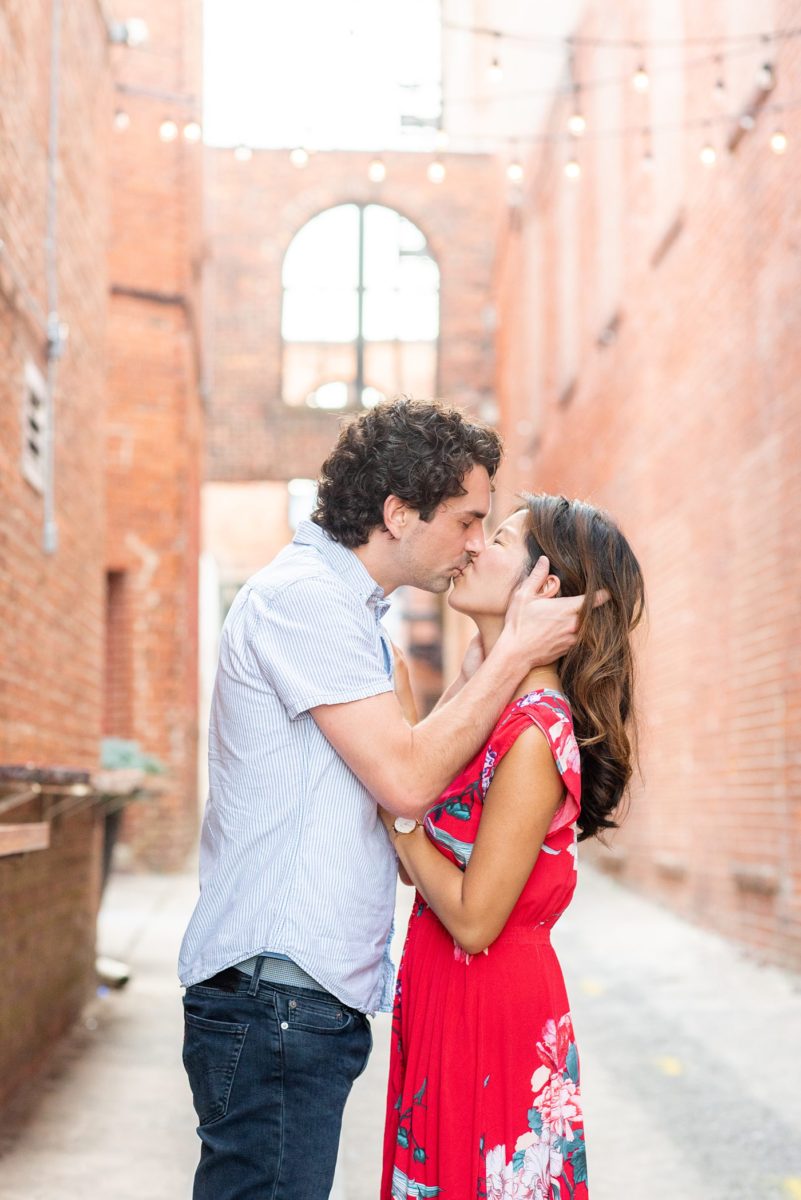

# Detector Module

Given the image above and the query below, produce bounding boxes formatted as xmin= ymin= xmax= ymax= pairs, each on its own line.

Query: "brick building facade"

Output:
xmin=0 ymin=0 xmax=111 ymax=1107
xmin=105 ymin=0 xmax=204 ymax=869
xmin=0 ymin=0 xmax=203 ymax=1104
xmin=491 ymin=0 xmax=801 ymax=968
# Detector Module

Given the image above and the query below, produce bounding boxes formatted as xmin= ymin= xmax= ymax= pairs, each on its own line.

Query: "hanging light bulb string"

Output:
xmin=567 ymin=49 xmax=586 ymax=136
xmin=441 ymin=19 xmax=801 ymax=52
xmin=436 ymin=93 xmax=800 ymax=151
xmin=441 ymin=31 xmax=791 ymax=110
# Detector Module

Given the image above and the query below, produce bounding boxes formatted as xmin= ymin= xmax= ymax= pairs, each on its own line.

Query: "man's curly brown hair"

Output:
xmin=311 ymin=397 xmax=503 ymax=548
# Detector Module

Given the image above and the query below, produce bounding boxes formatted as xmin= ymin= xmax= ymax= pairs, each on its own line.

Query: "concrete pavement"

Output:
xmin=0 ymin=864 xmax=799 ymax=1199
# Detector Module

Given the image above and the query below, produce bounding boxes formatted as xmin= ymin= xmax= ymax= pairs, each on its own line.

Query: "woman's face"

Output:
xmin=448 ymin=508 xmax=533 ymax=617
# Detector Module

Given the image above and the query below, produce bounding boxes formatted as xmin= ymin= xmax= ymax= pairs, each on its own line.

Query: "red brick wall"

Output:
xmin=204 ymin=148 xmax=504 ymax=482
xmin=105 ymin=0 xmax=204 ymax=869
xmin=493 ymin=0 xmax=801 ymax=968
xmin=0 ymin=0 xmax=111 ymax=1104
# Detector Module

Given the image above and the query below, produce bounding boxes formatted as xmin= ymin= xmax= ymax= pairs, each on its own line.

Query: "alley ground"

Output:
xmin=1 ymin=864 xmax=800 ymax=1200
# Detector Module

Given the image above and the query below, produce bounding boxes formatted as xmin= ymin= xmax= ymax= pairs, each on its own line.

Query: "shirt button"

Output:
xmin=280 ymin=1021 xmax=289 ymax=1030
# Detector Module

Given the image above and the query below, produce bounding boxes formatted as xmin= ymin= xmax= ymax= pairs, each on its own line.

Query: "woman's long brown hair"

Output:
xmin=521 ymin=494 xmax=645 ymax=842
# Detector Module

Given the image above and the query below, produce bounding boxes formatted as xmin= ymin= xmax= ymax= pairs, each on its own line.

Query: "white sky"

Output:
xmin=203 ymin=1 xmax=586 ymax=152
xmin=203 ymin=0 xmax=442 ymax=150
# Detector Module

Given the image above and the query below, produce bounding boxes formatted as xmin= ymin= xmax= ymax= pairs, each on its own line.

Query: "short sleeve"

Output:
xmin=518 ymin=697 xmax=581 ymax=836
xmin=245 ymin=579 xmax=393 ymax=718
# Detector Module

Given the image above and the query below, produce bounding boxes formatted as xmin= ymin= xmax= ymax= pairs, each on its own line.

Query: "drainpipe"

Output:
xmin=43 ymin=0 xmax=66 ymax=554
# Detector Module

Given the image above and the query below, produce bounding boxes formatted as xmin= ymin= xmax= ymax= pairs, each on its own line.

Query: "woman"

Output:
xmin=380 ymin=493 xmax=644 ymax=1200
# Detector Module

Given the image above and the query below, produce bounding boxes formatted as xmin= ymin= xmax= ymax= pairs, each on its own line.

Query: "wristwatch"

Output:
xmin=393 ymin=816 xmax=418 ymax=835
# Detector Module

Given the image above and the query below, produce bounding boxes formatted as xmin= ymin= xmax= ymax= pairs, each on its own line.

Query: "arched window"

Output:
xmin=281 ymin=204 xmax=439 ymax=409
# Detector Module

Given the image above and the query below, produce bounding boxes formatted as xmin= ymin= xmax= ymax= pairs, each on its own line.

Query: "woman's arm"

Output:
xmin=390 ymin=643 xmax=418 ymax=886
xmin=382 ymin=725 xmax=564 ymax=954
xmin=391 ymin=642 xmax=419 ymax=725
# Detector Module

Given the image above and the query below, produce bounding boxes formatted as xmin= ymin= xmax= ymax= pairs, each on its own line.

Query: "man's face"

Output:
xmin=396 ymin=466 xmax=491 ymax=593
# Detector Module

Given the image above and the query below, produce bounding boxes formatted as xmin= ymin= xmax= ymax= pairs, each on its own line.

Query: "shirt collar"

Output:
xmin=293 ymin=520 xmax=391 ymax=619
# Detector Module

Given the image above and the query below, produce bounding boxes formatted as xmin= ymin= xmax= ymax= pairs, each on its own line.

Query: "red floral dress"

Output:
xmin=381 ymin=689 xmax=588 ymax=1200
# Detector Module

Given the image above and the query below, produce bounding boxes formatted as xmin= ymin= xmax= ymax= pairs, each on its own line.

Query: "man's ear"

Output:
xmin=383 ymin=494 xmax=409 ymax=540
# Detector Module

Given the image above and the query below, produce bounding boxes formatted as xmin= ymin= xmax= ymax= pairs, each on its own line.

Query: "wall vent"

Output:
xmin=22 ymin=361 xmax=48 ymax=494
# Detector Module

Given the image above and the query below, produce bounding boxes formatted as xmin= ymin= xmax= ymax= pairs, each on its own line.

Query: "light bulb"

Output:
xmin=427 ymin=159 xmax=446 ymax=184
xmin=488 ymin=56 xmax=503 ymax=83
xmin=506 ymin=161 xmax=524 ymax=183
xmin=234 ymin=144 xmax=252 ymax=162
xmin=567 ymin=112 xmax=586 ymax=137
xmin=699 ymin=143 xmax=717 ymax=167
xmin=159 ymin=119 xmax=178 ymax=142
xmin=631 ymin=65 xmax=650 ymax=93
xmin=367 ymin=158 xmax=387 ymax=182
xmin=564 ymin=157 xmax=581 ymax=180
xmin=123 ymin=17 xmax=149 ymax=47
xmin=183 ymin=121 xmax=202 ymax=143
xmin=289 ymin=147 xmax=309 ymax=168
xmin=756 ymin=61 xmax=775 ymax=91
xmin=770 ymin=129 xmax=788 ymax=155
xmin=113 ymin=109 xmax=130 ymax=132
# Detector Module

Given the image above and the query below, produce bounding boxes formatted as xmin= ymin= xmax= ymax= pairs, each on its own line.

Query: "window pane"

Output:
xmin=399 ymin=217 xmax=427 ymax=253
xmin=282 ymin=288 xmax=359 ymax=342
xmin=362 ymin=289 xmax=399 ymax=340
xmin=282 ymin=205 xmax=360 ymax=289
xmin=361 ymin=386 xmax=386 ymax=408
xmin=364 ymin=341 xmax=437 ymax=399
xmin=399 ymin=254 xmax=439 ymax=293
xmin=363 ymin=288 xmax=438 ymax=341
xmin=283 ymin=343 xmax=357 ymax=406
xmin=398 ymin=291 xmax=439 ymax=341
xmin=363 ymin=205 xmax=403 ymax=288
xmin=308 ymin=381 xmax=350 ymax=409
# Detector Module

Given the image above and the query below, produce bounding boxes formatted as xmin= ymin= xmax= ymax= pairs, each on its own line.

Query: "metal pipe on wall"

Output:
xmin=43 ymin=0 xmax=65 ymax=555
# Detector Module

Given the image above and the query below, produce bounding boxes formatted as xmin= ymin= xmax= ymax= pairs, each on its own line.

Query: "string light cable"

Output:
xmin=440 ymin=34 xmax=789 ymax=110
xmin=441 ymin=19 xmax=801 ymax=52
xmin=434 ymin=94 xmax=799 ymax=154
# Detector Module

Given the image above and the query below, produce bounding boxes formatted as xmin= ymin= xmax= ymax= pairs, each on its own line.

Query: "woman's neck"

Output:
xmin=473 ymin=616 xmax=563 ymax=701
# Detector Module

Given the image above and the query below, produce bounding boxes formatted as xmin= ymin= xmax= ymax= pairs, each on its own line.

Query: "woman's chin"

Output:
xmin=447 ymin=589 xmax=474 ymax=617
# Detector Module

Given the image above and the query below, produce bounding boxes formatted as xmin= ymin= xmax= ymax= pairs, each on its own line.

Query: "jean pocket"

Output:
xmin=182 ymin=1010 xmax=249 ymax=1126
xmin=286 ymin=993 xmax=354 ymax=1034
xmin=353 ymin=1014 xmax=373 ymax=1079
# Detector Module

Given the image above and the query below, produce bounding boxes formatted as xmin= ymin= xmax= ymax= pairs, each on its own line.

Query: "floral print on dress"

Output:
xmin=485 ymin=1014 xmax=587 ymax=1200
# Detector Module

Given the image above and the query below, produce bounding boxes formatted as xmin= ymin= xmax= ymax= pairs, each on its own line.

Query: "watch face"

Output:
xmin=393 ymin=816 xmax=418 ymax=835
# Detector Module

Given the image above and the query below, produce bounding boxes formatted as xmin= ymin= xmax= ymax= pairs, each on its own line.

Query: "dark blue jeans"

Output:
xmin=182 ymin=968 xmax=373 ymax=1199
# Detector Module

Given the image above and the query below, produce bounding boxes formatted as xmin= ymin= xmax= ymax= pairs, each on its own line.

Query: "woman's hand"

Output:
xmin=377 ymin=803 xmax=415 ymax=886
xmin=377 ymin=803 xmax=396 ymax=835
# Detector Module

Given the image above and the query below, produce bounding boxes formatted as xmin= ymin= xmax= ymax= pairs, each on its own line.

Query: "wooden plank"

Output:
xmin=0 ymin=823 xmax=50 ymax=857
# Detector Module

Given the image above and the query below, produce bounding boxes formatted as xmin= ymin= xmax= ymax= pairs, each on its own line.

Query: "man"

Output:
xmin=179 ymin=398 xmax=585 ymax=1199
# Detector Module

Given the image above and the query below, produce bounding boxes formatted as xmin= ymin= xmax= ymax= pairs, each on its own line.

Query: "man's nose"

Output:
xmin=465 ymin=526 xmax=485 ymax=556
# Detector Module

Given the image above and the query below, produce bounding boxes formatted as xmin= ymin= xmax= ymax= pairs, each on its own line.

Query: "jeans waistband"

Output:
xmin=235 ymin=954 xmax=323 ymax=992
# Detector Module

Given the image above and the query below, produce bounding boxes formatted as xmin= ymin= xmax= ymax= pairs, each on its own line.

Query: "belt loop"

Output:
xmin=247 ymin=956 xmax=265 ymax=996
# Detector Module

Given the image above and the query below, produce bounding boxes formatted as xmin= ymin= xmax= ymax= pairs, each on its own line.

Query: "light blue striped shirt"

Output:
xmin=178 ymin=521 xmax=398 ymax=1013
